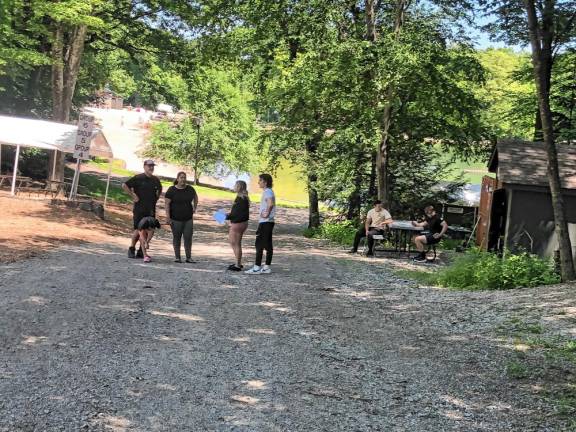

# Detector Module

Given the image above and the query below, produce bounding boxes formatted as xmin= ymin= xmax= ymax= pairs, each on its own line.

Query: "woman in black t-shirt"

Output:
xmin=225 ymin=180 xmax=250 ymax=271
xmin=165 ymin=172 xmax=198 ymax=263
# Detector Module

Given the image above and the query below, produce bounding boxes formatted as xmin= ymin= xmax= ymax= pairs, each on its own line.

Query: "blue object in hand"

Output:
xmin=213 ymin=209 xmax=227 ymax=224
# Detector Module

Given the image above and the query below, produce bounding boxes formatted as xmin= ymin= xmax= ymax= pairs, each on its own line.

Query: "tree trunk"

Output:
xmin=347 ymin=147 xmax=365 ymax=220
xmin=533 ymin=109 xmax=543 ymax=141
xmin=306 ymin=136 xmax=321 ymax=228
xmin=62 ymin=24 xmax=88 ymax=123
xmin=368 ymin=150 xmax=377 ymax=198
xmin=308 ymin=173 xmax=321 ymax=228
xmin=524 ymin=0 xmax=575 ymax=280
xmin=369 ymin=0 xmax=407 ymax=206
xmin=376 ymin=144 xmax=389 ymax=204
xmin=49 ymin=23 xmax=88 ymax=181
xmin=50 ymin=25 xmax=65 ymax=181
xmin=52 ymin=24 xmax=64 ymax=121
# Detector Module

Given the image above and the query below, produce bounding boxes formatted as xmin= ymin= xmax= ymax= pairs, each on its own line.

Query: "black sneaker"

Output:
xmin=227 ymin=264 xmax=242 ymax=271
xmin=412 ymin=254 xmax=426 ymax=262
xmin=366 ymin=251 xmax=374 ymax=257
xmin=128 ymin=246 xmax=136 ymax=258
xmin=136 ymin=247 xmax=144 ymax=258
xmin=174 ymin=258 xmax=182 ymax=263
xmin=185 ymin=258 xmax=196 ymax=263
xmin=347 ymin=249 xmax=357 ymax=254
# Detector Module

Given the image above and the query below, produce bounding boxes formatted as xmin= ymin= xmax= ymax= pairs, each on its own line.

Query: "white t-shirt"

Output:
xmin=366 ymin=208 xmax=392 ymax=228
xmin=259 ymin=188 xmax=276 ymax=223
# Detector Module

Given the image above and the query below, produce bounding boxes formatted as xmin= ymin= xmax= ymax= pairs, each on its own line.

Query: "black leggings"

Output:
xmin=255 ymin=222 xmax=275 ymax=266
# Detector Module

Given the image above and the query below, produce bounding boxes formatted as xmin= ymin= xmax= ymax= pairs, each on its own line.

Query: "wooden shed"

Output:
xmin=477 ymin=139 xmax=576 ymax=258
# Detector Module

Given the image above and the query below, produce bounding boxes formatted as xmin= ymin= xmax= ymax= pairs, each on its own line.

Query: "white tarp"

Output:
xmin=0 ymin=115 xmax=113 ymax=158
xmin=156 ymin=103 xmax=173 ymax=113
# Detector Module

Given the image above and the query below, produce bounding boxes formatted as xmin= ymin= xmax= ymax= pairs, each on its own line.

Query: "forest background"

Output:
xmin=1 ymin=0 xmax=575 ymax=227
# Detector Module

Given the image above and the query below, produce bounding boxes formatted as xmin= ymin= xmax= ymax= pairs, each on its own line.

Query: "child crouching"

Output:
xmin=137 ymin=216 xmax=161 ymax=263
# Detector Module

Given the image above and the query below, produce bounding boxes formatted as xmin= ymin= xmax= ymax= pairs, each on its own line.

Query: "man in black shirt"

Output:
xmin=411 ymin=205 xmax=448 ymax=262
xmin=122 ymin=160 xmax=163 ymax=258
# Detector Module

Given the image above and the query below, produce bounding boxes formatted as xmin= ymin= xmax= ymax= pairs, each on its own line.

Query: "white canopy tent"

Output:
xmin=0 ymin=115 xmax=114 ymax=205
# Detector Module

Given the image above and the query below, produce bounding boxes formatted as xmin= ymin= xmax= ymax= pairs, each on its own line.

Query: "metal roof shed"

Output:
xmin=0 ymin=115 xmax=114 ymax=204
xmin=481 ymin=139 xmax=576 ymax=258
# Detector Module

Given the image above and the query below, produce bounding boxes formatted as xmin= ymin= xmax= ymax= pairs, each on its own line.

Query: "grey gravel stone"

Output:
xmin=0 ymin=204 xmax=574 ymax=431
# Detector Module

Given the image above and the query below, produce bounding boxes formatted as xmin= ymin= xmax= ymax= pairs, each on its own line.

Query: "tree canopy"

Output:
xmin=1 ymin=0 xmax=574 ymax=225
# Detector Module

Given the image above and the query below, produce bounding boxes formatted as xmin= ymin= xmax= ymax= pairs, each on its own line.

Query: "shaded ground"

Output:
xmin=0 ymin=194 xmax=130 ymax=263
xmin=0 ymin=196 xmax=575 ymax=431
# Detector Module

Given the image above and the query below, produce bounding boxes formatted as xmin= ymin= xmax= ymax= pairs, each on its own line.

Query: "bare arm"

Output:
xmin=377 ymin=217 xmax=394 ymax=228
xmin=122 ymin=183 xmax=139 ymax=202
xmin=434 ymin=221 xmax=449 ymax=239
xmin=165 ymin=197 xmax=172 ymax=223
xmin=193 ymin=193 xmax=199 ymax=212
xmin=411 ymin=220 xmax=428 ymax=228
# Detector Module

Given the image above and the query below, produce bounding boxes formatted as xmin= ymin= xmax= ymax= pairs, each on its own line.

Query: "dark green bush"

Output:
xmin=319 ymin=220 xmax=357 ymax=245
xmin=304 ymin=220 xmax=357 ymax=246
xmin=436 ymin=248 xmax=560 ymax=290
xmin=302 ymin=227 xmax=320 ymax=238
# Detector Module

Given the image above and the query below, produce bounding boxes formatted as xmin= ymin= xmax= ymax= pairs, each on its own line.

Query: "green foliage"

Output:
xmin=63 ymin=167 xmax=131 ymax=203
xmin=435 ymin=249 xmax=560 ymax=290
xmin=78 ymin=174 xmax=132 ymax=203
xmin=147 ymin=67 xmax=260 ymax=179
xmin=394 ymin=269 xmax=438 ymax=285
xmin=505 ymin=360 xmax=530 ymax=379
xmin=498 ymin=318 xmax=576 ymax=423
xmin=305 ymin=220 xmax=357 ymax=246
xmin=476 ymin=48 xmax=534 ymax=140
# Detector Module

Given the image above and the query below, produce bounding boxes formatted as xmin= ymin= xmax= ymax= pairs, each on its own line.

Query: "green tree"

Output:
xmin=480 ymin=0 xmax=576 ymax=280
xmin=148 ymin=68 xmax=260 ymax=182
xmin=476 ymin=48 xmax=534 ymax=139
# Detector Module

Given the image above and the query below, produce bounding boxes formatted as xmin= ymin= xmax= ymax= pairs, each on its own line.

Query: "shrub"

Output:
xmin=435 ymin=248 xmax=560 ymax=290
xmin=319 ymin=220 xmax=357 ymax=245
xmin=304 ymin=220 xmax=357 ymax=246
xmin=302 ymin=227 xmax=320 ymax=238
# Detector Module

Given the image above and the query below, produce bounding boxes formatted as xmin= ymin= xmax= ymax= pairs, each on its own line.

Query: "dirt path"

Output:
xmin=0 ymin=201 xmax=574 ymax=431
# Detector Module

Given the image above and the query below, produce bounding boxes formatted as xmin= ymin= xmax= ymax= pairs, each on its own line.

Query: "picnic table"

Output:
xmin=0 ymin=175 xmax=33 ymax=189
xmin=370 ymin=220 xmax=423 ymax=257
xmin=44 ymin=179 xmax=74 ymax=198
xmin=0 ymin=175 xmax=79 ymax=198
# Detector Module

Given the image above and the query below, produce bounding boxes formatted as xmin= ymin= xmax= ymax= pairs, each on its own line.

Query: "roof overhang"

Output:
xmin=0 ymin=115 xmax=113 ymax=159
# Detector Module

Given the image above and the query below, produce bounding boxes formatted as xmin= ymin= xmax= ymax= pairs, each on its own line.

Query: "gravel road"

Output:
xmin=0 ymin=202 xmax=574 ymax=431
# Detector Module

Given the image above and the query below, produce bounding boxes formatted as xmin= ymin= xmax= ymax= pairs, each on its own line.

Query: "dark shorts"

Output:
xmin=133 ymin=209 xmax=155 ymax=230
xmin=424 ymin=233 xmax=441 ymax=245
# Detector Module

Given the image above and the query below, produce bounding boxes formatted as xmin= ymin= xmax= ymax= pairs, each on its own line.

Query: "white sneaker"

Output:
xmin=245 ymin=265 xmax=262 ymax=274
xmin=260 ymin=265 xmax=272 ymax=274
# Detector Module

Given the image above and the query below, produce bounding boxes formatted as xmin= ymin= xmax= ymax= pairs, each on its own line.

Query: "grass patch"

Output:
xmin=506 ymin=360 xmax=530 ymax=379
xmin=159 ymin=180 xmax=307 ymax=208
xmin=499 ymin=318 xmax=576 ymax=423
xmin=88 ymin=158 xmax=135 ymax=177
xmin=394 ymin=269 xmax=438 ymax=285
xmin=65 ymin=167 xmax=132 ymax=203
xmin=72 ymin=168 xmax=307 ymax=208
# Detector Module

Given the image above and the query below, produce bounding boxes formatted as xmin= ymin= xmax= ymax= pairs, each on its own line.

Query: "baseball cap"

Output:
xmin=143 ymin=159 xmax=156 ymax=166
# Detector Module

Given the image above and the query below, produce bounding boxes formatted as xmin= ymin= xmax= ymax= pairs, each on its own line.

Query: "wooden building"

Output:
xmin=477 ymin=139 xmax=576 ymax=258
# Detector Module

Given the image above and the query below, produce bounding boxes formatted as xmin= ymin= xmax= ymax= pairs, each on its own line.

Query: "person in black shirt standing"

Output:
xmin=123 ymin=160 xmax=163 ymax=258
xmin=225 ymin=180 xmax=250 ymax=271
xmin=411 ymin=205 xmax=448 ymax=262
xmin=165 ymin=171 xmax=198 ymax=263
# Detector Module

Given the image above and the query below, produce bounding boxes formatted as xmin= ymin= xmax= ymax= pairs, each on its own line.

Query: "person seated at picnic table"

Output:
xmin=348 ymin=200 xmax=393 ymax=257
xmin=411 ymin=205 xmax=449 ymax=262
